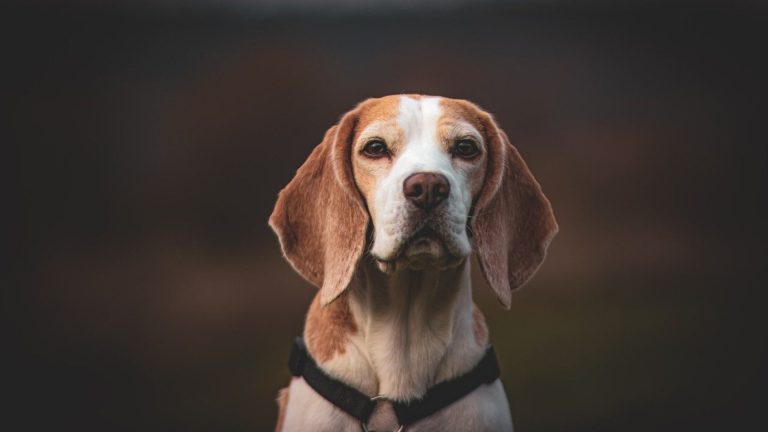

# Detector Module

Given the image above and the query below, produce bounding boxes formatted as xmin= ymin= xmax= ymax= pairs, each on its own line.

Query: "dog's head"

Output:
xmin=269 ymin=95 xmax=557 ymax=308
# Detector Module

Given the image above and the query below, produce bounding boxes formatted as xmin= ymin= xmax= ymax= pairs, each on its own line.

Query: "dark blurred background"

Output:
xmin=5 ymin=1 xmax=767 ymax=431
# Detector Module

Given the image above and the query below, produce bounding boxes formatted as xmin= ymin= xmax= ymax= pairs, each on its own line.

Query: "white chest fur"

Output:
xmin=280 ymin=260 xmax=514 ymax=432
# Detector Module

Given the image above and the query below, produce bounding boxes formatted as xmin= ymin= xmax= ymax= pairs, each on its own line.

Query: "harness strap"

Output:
xmin=288 ymin=336 xmax=501 ymax=427
xmin=390 ymin=344 xmax=500 ymax=425
xmin=289 ymin=337 xmax=376 ymax=423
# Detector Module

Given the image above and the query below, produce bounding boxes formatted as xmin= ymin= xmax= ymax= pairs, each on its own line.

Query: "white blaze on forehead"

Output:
xmin=397 ymin=96 xmax=441 ymax=150
xmin=394 ymin=96 xmax=449 ymax=173
xmin=397 ymin=96 xmax=442 ymax=142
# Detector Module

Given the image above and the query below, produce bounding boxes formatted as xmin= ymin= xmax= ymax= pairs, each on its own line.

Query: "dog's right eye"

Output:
xmin=362 ymin=140 xmax=390 ymax=159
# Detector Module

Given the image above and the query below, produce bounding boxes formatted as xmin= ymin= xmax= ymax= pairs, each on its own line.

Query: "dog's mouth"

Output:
xmin=404 ymin=226 xmax=444 ymax=254
xmin=375 ymin=226 xmax=464 ymax=273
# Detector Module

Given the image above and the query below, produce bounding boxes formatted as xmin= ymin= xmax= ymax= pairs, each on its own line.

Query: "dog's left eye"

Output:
xmin=362 ymin=139 xmax=390 ymax=159
xmin=452 ymin=139 xmax=480 ymax=159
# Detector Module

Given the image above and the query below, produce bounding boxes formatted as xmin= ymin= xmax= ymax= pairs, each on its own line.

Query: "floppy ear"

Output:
xmin=471 ymin=115 xmax=558 ymax=309
xmin=269 ymin=109 xmax=368 ymax=306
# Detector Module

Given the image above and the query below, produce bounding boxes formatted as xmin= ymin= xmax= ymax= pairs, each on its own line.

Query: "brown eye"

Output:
xmin=362 ymin=139 xmax=389 ymax=158
xmin=453 ymin=139 xmax=480 ymax=159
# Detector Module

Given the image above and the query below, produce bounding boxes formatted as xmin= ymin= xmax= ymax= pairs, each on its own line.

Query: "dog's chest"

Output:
xmin=281 ymin=377 xmax=514 ymax=432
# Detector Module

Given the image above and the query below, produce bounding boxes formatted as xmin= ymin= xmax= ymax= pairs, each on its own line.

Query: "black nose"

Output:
xmin=403 ymin=172 xmax=450 ymax=210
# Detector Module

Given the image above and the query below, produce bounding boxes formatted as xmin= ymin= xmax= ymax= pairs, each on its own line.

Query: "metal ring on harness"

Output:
xmin=360 ymin=395 xmax=404 ymax=432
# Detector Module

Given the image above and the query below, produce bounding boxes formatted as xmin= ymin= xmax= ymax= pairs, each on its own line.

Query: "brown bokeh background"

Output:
xmin=6 ymin=1 xmax=766 ymax=431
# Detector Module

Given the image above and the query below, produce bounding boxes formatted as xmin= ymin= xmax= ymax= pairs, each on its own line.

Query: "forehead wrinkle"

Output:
xmin=356 ymin=121 xmax=401 ymax=144
xmin=439 ymin=120 xmax=483 ymax=142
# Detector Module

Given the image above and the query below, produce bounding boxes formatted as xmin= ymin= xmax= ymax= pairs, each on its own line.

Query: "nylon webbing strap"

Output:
xmin=288 ymin=337 xmax=501 ymax=427
xmin=391 ymin=345 xmax=500 ymax=425
xmin=289 ymin=337 xmax=376 ymax=423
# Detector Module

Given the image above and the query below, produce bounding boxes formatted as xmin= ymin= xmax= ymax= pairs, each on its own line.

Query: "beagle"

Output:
xmin=270 ymin=95 xmax=557 ymax=432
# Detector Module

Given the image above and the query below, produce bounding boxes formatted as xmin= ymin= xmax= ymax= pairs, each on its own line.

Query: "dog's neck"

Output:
xmin=303 ymin=258 xmax=488 ymax=402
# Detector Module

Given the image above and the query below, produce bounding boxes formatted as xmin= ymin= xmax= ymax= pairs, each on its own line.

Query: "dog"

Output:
xmin=269 ymin=95 xmax=557 ymax=431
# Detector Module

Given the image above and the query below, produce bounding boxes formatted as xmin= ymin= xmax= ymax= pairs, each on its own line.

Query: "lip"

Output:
xmin=403 ymin=226 xmax=447 ymax=258
xmin=373 ymin=225 xmax=443 ymax=262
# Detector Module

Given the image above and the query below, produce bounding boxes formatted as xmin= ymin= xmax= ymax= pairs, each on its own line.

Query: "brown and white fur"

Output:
xmin=270 ymin=95 xmax=557 ymax=432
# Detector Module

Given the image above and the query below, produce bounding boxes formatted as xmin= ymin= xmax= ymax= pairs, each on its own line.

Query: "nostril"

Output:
xmin=407 ymin=184 xmax=423 ymax=198
xmin=434 ymin=184 xmax=448 ymax=198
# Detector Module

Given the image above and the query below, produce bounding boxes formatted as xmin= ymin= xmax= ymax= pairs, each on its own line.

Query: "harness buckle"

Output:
xmin=360 ymin=396 xmax=404 ymax=432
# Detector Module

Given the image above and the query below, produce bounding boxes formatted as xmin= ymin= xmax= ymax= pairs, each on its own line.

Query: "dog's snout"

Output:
xmin=403 ymin=172 xmax=450 ymax=210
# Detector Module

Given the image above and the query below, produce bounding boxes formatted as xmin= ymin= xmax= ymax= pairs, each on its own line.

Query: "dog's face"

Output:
xmin=270 ymin=94 xmax=557 ymax=307
xmin=350 ymin=95 xmax=487 ymax=271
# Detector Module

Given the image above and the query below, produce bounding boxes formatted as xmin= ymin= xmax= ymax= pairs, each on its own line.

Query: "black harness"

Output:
xmin=288 ymin=337 xmax=501 ymax=431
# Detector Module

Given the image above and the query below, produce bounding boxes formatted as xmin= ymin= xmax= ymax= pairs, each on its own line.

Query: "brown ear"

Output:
xmin=268 ymin=109 xmax=368 ymax=306
xmin=471 ymin=116 xmax=558 ymax=308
